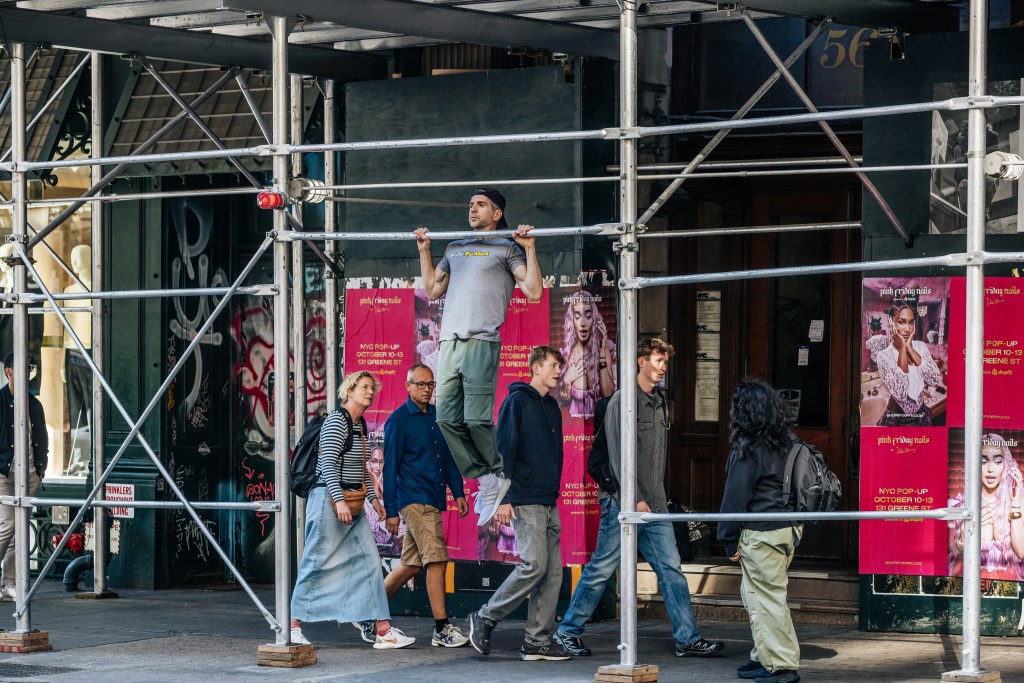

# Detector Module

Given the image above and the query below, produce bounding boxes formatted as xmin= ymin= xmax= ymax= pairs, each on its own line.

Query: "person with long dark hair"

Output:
xmin=718 ymin=379 xmax=803 ymax=683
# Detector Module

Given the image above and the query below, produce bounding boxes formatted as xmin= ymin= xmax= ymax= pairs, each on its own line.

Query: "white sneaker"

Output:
xmin=373 ymin=626 xmax=415 ymax=650
xmin=477 ymin=473 xmax=511 ymax=527
xmin=290 ymin=626 xmax=311 ymax=645
xmin=474 ymin=473 xmax=495 ymax=516
xmin=0 ymin=585 xmax=15 ymax=601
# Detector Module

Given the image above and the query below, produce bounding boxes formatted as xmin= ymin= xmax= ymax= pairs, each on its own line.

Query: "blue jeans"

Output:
xmin=559 ymin=497 xmax=700 ymax=646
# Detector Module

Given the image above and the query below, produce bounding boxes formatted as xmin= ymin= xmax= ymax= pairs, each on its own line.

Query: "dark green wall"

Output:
xmin=342 ymin=63 xmax=617 ymax=279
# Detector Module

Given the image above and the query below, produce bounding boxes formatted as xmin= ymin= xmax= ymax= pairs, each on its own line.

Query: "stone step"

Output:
xmin=637 ymin=562 xmax=858 ymax=603
xmin=634 ymin=561 xmax=860 ymax=627
xmin=636 ymin=593 xmax=859 ymax=627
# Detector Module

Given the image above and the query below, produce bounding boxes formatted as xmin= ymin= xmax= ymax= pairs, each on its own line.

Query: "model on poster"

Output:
xmin=861 ymin=278 xmax=948 ymax=427
xmin=366 ymin=442 xmax=404 ymax=556
xmin=949 ymin=431 xmax=1024 ymax=581
xmin=558 ymin=289 xmax=617 ymax=419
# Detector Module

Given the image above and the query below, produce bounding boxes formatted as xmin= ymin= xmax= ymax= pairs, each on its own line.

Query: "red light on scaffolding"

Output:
xmin=257 ymin=191 xmax=286 ymax=210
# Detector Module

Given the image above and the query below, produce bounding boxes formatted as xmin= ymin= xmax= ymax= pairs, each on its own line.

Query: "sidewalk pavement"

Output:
xmin=0 ymin=580 xmax=1021 ymax=682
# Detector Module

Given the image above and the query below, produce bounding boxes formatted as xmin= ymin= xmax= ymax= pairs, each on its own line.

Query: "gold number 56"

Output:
xmin=819 ymin=27 xmax=880 ymax=69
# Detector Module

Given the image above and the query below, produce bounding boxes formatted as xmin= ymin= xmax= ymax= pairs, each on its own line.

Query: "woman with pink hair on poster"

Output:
xmin=949 ymin=433 xmax=1024 ymax=580
xmin=559 ymin=290 xmax=616 ymax=419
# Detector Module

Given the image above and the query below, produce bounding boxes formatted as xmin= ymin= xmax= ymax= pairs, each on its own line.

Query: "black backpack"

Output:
xmin=290 ymin=408 xmax=356 ymax=498
xmin=781 ymin=432 xmax=842 ymax=520
xmin=586 ymin=397 xmax=618 ymax=494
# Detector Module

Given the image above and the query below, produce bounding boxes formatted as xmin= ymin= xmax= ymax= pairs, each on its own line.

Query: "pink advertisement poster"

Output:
xmin=344 ymin=274 xmax=613 ymax=566
xmin=859 ymin=428 xmax=948 ymax=575
xmin=948 ymin=429 xmax=1024 ymax=581
xmin=947 ymin=277 xmax=1024 ymax=429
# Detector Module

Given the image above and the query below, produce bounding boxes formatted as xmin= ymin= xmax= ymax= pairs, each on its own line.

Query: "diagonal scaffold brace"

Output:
xmin=9 ymin=236 xmax=282 ymax=633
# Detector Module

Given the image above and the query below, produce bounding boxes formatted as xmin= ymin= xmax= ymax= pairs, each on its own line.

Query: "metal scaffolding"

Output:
xmin=0 ymin=0 xmax=1000 ymax=679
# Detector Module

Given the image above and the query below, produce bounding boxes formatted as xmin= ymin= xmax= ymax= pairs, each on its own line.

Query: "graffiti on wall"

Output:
xmin=167 ymin=200 xmax=228 ymax=433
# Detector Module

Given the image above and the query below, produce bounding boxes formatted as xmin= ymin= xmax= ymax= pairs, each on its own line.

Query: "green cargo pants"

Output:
xmin=738 ymin=525 xmax=804 ymax=673
xmin=435 ymin=338 xmax=503 ymax=479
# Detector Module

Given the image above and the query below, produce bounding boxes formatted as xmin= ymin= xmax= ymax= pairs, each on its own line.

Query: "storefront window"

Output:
xmin=1 ymin=166 xmax=92 ymax=482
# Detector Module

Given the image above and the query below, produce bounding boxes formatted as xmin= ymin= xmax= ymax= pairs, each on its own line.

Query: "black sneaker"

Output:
xmin=675 ymin=637 xmax=724 ymax=657
xmin=752 ymin=669 xmax=800 ymax=683
xmin=520 ymin=640 xmax=572 ymax=661
xmin=553 ymin=630 xmax=591 ymax=656
xmin=738 ymin=660 xmax=768 ymax=679
xmin=468 ymin=611 xmax=494 ymax=655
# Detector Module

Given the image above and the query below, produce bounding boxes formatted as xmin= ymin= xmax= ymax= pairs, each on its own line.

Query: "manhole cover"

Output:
xmin=0 ymin=662 xmax=79 ymax=677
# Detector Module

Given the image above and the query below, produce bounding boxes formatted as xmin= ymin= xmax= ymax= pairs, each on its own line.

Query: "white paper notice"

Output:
xmin=798 ymin=346 xmax=810 ymax=366
xmin=808 ymin=319 xmax=824 ymax=342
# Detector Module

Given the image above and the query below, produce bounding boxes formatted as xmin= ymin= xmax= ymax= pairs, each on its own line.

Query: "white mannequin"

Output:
xmin=63 ymin=245 xmax=92 ymax=350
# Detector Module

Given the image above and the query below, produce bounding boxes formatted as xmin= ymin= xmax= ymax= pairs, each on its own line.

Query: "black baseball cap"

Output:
xmin=471 ymin=187 xmax=508 ymax=230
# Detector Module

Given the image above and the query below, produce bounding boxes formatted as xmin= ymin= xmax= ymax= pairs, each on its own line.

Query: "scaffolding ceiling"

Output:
xmin=0 ymin=0 xmax=962 ymax=70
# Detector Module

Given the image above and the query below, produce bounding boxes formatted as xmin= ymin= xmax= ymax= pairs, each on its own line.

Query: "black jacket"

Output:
xmin=496 ymin=382 xmax=563 ymax=506
xmin=0 ymin=385 xmax=48 ymax=478
xmin=716 ymin=438 xmax=793 ymax=557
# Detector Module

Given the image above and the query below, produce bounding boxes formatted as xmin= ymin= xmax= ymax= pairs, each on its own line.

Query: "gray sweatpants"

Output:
xmin=479 ymin=504 xmax=562 ymax=646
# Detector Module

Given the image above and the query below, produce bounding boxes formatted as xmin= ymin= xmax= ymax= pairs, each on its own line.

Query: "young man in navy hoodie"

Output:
xmin=468 ymin=345 xmax=571 ymax=661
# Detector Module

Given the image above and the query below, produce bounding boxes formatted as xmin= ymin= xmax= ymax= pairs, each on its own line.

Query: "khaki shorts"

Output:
xmin=400 ymin=504 xmax=448 ymax=567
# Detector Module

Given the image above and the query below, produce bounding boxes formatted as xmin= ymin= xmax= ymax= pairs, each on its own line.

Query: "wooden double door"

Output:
xmin=667 ymin=188 xmax=861 ymax=561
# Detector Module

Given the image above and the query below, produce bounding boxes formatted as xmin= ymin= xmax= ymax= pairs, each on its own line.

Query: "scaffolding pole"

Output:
xmin=269 ymin=14 xmax=293 ymax=647
xmin=617 ymin=0 xmax=640 ymax=670
xmin=9 ymin=39 xmax=32 ymax=635
xmin=290 ymin=72 xmax=307 ymax=561
xmin=323 ymin=78 xmax=339 ymax=413
xmin=946 ymin=0 xmax=989 ymax=679
xmin=15 ymin=94 xmax=1024 ymax=178
xmin=90 ymin=48 xmax=111 ymax=598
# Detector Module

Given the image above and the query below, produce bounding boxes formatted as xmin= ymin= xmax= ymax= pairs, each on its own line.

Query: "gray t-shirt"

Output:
xmin=437 ymin=237 xmax=526 ymax=342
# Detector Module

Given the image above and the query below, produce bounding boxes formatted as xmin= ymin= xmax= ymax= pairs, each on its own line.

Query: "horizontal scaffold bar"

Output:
xmin=281 ymin=224 xmax=621 ymax=241
xmin=0 ymin=306 xmax=91 ymax=314
xmin=624 ymin=251 xmax=1024 ymax=289
xmin=9 ymin=285 xmax=275 ymax=303
xmin=638 ymin=162 xmax=966 ymax=182
xmin=8 ymin=96 xmax=1024 ymax=175
xmin=638 ymin=222 xmax=860 ymax=239
xmin=4 ymin=497 xmax=280 ymax=512
xmin=622 ymin=507 xmax=968 ymax=524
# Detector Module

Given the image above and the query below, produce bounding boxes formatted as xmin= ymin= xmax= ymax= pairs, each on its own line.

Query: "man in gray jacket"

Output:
xmin=553 ymin=338 xmax=723 ymax=659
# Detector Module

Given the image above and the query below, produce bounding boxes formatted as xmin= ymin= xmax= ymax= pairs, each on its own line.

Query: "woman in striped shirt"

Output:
xmin=290 ymin=370 xmax=415 ymax=650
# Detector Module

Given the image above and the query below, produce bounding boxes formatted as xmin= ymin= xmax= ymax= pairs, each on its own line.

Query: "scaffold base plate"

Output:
xmin=74 ymin=591 xmax=119 ymax=600
xmin=941 ymin=670 xmax=1000 ymax=683
xmin=256 ymin=643 xmax=317 ymax=668
xmin=0 ymin=630 xmax=53 ymax=653
xmin=594 ymin=664 xmax=659 ymax=682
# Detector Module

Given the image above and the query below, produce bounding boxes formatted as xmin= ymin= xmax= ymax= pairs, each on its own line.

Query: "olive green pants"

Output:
xmin=738 ymin=525 xmax=804 ymax=673
xmin=435 ymin=338 xmax=502 ymax=479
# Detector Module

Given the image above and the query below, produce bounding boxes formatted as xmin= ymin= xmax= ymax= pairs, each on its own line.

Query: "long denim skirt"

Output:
xmin=291 ymin=486 xmax=390 ymax=624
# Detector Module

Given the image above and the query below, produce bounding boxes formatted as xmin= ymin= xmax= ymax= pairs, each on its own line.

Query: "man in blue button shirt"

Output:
xmin=380 ymin=364 xmax=470 ymax=647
